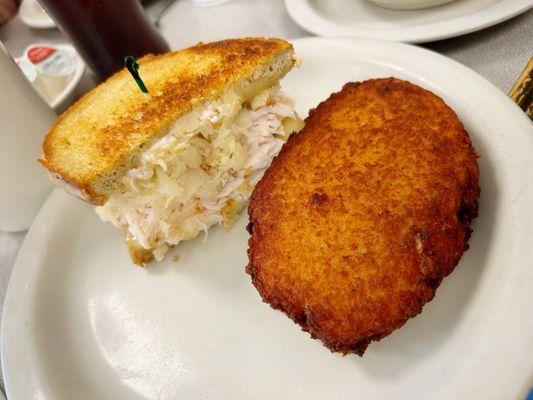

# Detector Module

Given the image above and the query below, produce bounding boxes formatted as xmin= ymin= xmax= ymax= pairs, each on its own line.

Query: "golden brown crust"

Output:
xmin=39 ymin=38 xmax=294 ymax=205
xmin=247 ymin=78 xmax=480 ymax=355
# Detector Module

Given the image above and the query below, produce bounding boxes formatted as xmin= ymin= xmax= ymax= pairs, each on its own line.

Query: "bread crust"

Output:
xmin=40 ymin=38 xmax=294 ymax=205
xmin=247 ymin=78 xmax=480 ymax=355
xmin=126 ymin=234 xmax=154 ymax=266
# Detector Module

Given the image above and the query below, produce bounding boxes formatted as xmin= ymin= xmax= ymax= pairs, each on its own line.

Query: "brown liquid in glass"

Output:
xmin=38 ymin=0 xmax=170 ymax=81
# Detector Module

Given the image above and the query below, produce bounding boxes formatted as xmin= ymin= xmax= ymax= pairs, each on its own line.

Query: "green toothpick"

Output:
xmin=124 ymin=56 xmax=149 ymax=94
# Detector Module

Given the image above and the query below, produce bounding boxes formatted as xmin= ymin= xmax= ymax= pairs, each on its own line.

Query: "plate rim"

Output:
xmin=285 ymin=0 xmax=533 ymax=43
xmin=3 ymin=37 xmax=533 ymax=399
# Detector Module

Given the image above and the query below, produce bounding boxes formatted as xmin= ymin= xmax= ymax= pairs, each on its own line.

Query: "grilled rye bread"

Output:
xmin=40 ymin=38 xmax=295 ymax=205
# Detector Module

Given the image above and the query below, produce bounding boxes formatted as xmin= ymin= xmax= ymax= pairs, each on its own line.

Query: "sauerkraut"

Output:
xmin=96 ymin=85 xmax=302 ymax=261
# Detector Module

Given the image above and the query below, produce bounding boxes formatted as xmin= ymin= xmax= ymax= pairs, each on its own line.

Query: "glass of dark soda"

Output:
xmin=38 ymin=0 xmax=170 ymax=80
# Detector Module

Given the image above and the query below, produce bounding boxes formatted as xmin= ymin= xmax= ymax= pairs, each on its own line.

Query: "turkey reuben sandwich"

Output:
xmin=40 ymin=38 xmax=302 ymax=265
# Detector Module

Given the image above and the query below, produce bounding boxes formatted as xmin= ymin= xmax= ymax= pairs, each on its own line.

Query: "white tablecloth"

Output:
xmin=0 ymin=0 xmax=531 ymax=393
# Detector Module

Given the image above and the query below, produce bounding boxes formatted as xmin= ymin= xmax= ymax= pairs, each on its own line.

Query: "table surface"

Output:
xmin=0 ymin=0 xmax=531 ymax=394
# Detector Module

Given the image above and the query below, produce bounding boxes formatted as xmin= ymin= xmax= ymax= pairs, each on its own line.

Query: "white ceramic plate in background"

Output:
xmin=2 ymin=38 xmax=533 ymax=399
xmin=285 ymin=0 xmax=533 ymax=43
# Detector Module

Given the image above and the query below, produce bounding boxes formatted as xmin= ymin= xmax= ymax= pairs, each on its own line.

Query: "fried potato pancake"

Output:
xmin=246 ymin=78 xmax=479 ymax=355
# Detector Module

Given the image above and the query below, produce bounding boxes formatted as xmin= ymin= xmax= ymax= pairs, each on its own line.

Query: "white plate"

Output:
xmin=285 ymin=0 xmax=533 ymax=43
xmin=3 ymin=38 xmax=533 ymax=399
xmin=19 ymin=0 xmax=56 ymax=29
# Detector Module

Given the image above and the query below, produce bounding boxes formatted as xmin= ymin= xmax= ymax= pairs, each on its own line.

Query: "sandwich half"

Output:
xmin=40 ymin=38 xmax=302 ymax=265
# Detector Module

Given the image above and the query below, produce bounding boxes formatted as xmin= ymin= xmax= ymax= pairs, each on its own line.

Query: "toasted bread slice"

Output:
xmin=40 ymin=38 xmax=295 ymax=205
